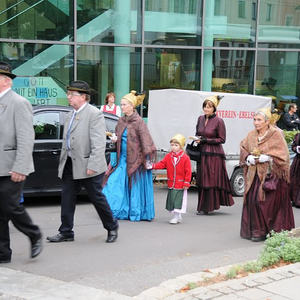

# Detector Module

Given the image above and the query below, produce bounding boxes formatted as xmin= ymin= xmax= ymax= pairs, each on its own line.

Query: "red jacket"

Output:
xmin=153 ymin=150 xmax=192 ymax=189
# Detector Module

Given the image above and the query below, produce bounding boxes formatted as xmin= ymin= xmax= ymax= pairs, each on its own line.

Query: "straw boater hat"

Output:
xmin=170 ymin=134 xmax=186 ymax=149
xmin=205 ymin=95 xmax=224 ymax=108
xmin=0 ymin=62 xmax=17 ymax=79
xmin=122 ymin=90 xmax=145 ymax=108
xmin=67 ymin=80 xmax=91 ymax=95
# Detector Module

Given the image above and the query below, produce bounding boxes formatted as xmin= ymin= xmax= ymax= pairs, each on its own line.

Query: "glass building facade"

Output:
xmin=0 ymin=0 xmax=299 ymax=116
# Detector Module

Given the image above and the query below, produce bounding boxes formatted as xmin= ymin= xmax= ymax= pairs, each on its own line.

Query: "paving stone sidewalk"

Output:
xmin=1 ymin=263 xmax=300 ymax=299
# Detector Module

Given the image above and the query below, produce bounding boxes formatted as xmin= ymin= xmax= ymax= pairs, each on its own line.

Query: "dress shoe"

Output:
xmin=251 ymin=236 xmax=266 ymax=242
xmin=31 ymin=236 xmax=43 ymax=258
xmin=46 ymin=233 xmax=74 ymax=243
xmin=0 ymin=258 xmax=11 ymax=264
xmin=106 ymin=229 xmax=118 ymax=243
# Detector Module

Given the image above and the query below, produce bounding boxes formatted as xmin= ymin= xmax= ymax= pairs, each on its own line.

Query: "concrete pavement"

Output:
xmin=1 ymin=263 xmax=300 ymax=299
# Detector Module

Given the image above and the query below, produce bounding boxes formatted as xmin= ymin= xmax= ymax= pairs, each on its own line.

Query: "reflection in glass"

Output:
xmin=255 ymin=51 xmax=300 ymax=111
xmin=0 ymin=42 xmax=72 ymax=106
xmin=204 ymin=0 xmax=256 ymax=47
xmin=207 ymin=49 xmax=254 ymax=94
xmin=258 ymin=0 xmax=300 ymax=48
xmin=144 ymin=0 xmax=202 ymax=46
xmin=77 ymin=0 xmax=141 ymax=44
xmin=77 ymin=45 xmax=141 ymax=106
xmin=0 ymin=0 xmax=73 ymax=41
xmin=144 ymin=48 xmax=200 ymax=90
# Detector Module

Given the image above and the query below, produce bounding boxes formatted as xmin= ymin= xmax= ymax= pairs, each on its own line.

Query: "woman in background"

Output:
xmin=100 ymin=92 xmax=121 ymax=117
xmin=290 ymin=133 xmax=300 ymax=207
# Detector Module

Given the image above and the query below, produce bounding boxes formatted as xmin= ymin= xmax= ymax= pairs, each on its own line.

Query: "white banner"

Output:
xmin=148 ymin=89 xmax=271 ymax=155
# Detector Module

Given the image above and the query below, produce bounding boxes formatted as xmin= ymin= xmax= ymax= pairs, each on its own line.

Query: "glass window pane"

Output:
xmin=255 ymin=51 xmax=300 ymax=111
xmin=0 ymin=0 xmax=73 ymax=41
xmin=144 ymin=48 xmax=200 ymax=91
xmin=77 ymin=0 xmax=141 ymax=44
xmin=205 ymin=49 xmax=254 ymax=94
xmin=258 ymin=0 xmax=300 ymax=48
xmin=33 ymin=112 xmax=60 ymax=140
xmin=204 ymin=0 xmax=256 ymax=47
xmin=0 ymin=42 xmax=72 ymax=106
xmin=77 ymin=45 xmax=141 ymax=107
xmin=144 ymin=0 xmax=202 ymax=46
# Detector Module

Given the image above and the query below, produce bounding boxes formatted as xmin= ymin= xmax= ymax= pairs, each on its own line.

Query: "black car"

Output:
xmin=23 ymin=105 xmax=118 ymax=196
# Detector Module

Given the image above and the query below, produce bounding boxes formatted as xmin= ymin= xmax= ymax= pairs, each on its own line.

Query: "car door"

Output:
xmin=24 ymin=110 xmax=63 ymax=193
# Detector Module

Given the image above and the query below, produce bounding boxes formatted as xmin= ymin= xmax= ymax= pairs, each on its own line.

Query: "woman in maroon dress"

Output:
xmin=240 ymin=108 xmax=295 ymax=242
xmin=195 ymin=95 xmax=234 ymax=214
xmin=290 ymin=133 xmax=300 ymax=207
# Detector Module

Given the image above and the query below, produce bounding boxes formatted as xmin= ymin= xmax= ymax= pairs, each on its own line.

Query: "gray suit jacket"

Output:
xmin=0 ymin=89 xmax=34 ymax=176
xmin=58 ymin=103 xmax=107 ymax=179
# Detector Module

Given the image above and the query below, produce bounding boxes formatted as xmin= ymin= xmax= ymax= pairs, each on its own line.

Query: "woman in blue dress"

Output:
xmin=103 ymin=91 xmax=156 ymax=221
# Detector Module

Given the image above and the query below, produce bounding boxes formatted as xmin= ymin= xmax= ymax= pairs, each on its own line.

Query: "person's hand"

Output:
xmin=145 ymin=160 xmax=153 ymax=170
xmin=87 ymin=169 xmax=96 ymax=176
xmin=258 ymin=154 xmax=271 ymax=163
xmin=246 ymin=155 xmax=256 ymax=166
xmin=9 ymin=171 xmax=26 ymax=182
xmin=296 ymin=146 xmax=300 ymax=154
xmin=109 ymin=133 xmax=117 ymax=143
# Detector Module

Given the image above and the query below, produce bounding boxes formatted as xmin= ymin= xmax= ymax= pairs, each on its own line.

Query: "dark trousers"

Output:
xmin=59 ymin=157 xmax=118 ymax=235
xmin=0 ymin=177 xmax=41 ymax=260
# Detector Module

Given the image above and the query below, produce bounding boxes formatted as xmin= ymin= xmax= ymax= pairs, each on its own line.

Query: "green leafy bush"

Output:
xmin=283 ymin=130 xmax=299 ymax=145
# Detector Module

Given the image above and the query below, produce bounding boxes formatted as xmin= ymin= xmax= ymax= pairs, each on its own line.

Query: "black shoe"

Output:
xmin=31 ymin=236 xmax=43 ymax=258
xmin=46 ymin=233 xmax=74 ymax=243
xmin=251 ymin=236 xmax=265 ymax=242
xmin=106 ymin=229 xmax=118 ymax=243
xmin=0 ymin=258 xmax=11 ymax=264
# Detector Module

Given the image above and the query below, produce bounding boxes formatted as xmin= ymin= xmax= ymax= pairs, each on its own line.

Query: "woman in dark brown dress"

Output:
xmin=195 ymin=95 xmax=234 ymax=214
xmin=290 ymin=133 xmax=300 ymax=207
xmin=240 ymin=108 xmax=295 ymax=242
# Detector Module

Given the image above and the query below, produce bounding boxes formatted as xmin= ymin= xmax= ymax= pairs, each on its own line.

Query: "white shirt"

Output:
xmin=100 ymin=104 xmax=121 ymax=117
xmin=0 ymin=87 xmax=11 ymax=99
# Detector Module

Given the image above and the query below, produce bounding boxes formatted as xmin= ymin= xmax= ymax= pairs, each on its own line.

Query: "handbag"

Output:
xmin=186 ymin=141 xmax=201 ymax=162
xmin=262 ymin=173 xmax=279 ymax=192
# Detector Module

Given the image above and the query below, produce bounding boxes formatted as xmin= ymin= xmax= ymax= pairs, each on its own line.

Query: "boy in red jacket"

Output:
xmin=152 ymin=134 xmax=192 ymax=224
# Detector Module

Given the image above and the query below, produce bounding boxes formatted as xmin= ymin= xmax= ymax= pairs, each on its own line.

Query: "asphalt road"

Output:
xmin=7 ymin=186 xmax=300 ymax=297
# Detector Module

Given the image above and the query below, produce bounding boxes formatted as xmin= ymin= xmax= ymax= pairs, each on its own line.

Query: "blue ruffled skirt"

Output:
xmin=103 ymin=129 xmax=155 ymax=221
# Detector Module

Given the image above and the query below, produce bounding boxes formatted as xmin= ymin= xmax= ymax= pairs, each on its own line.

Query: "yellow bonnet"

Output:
xmin=257 ymin=107 xmax=272 ymax=120
xmin=170 ymin=134 xmax=186 ymax=149
xmin=205 ymin=95 xmax=223 ymax=108
xmin=122 ymin=90 xmax=145 ymax=108
xmin=270 ymin=109 xmax=280 ymax=125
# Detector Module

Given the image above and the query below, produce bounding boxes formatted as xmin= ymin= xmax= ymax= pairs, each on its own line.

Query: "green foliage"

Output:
xmin=243 ymin=261 xmax=263 ymax=273
xmin=283 ymin=130 xmax=300 ymax=145
xmin=226 ymin=265 xmax=242 ymax=279
xmin=187 ymin=282 xmax=198 ymax=290
xmin=258 ymin=231 xmax=300 ymax=266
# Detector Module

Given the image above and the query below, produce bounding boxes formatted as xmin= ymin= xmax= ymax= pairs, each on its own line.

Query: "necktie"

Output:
xmin=66 ymin=111 xmax=77 ymax=151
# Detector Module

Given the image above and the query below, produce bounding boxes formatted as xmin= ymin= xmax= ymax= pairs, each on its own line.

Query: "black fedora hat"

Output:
xmin=67 ymin=80 xmax=91 ymax=95
xmin=0 ymin=61 xmax=17 ymax=79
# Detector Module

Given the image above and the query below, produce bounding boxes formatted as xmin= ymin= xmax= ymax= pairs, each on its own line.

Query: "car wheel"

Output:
xmin=230 ymin=168 xmax=244 ymax=197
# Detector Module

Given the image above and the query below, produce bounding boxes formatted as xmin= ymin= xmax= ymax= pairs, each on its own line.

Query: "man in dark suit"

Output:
xmin=47 ymin=80 xmax=118 ymax=243
xmin=0 ymin=62 xmax=42 ymax=263
xmin=280 ymin=104 xmax=300 ymax=131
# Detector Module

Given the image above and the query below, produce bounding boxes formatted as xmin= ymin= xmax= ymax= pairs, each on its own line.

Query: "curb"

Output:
xmin=134 ymin=262 xmax=300 ymax=300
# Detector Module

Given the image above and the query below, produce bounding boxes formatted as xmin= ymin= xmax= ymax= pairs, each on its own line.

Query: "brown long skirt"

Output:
xmin=240 ymin=174 xmax=295 ymax=240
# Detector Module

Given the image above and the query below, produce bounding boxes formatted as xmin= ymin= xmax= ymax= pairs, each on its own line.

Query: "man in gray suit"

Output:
xmin=0 ymin=62 xmax=42 ymax=263
xmin=47 ymin=80 xmax=118 ymax=243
